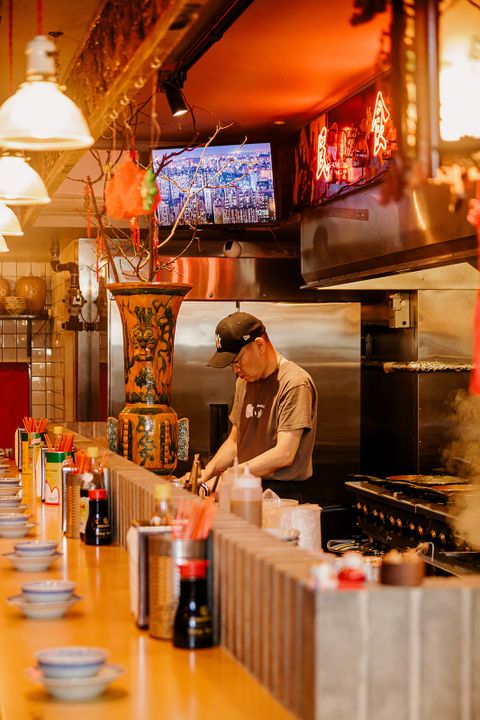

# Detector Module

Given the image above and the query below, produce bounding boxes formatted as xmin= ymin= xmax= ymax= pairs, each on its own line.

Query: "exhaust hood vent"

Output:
xmin=301 ymin=183 xmax=476 ymax=288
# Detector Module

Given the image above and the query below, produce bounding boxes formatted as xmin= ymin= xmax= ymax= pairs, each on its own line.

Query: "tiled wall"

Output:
xmin=0 ymin=261 xmax=65 ymax=422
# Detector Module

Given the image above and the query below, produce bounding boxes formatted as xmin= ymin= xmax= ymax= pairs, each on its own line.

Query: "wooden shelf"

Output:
xmin=0 ymin=313 xmax=49 ymax=320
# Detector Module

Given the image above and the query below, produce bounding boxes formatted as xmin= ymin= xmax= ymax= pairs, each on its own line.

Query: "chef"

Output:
xmin=201 ymin=311 xmax=318 ymax=501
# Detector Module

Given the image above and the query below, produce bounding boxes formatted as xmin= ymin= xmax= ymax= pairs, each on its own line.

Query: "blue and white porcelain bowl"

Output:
xmin=14 ymin=540 xmax=58 ymax=556
xmin=35 ymin=646 xmax=108 ymax=679
xmin=0 ymin=512 xmax=29 ymax=525
xmin=0 ymin=496 xmax=22 ymax=507
xmin=21 ymin=580 xmax=75 ymax=604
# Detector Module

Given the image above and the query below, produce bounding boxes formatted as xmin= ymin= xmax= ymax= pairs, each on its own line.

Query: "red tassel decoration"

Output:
xmin=84 ymin=184 xmax=91 ymax=239
xmin=468 ymin=193 xmax=480 ymax=395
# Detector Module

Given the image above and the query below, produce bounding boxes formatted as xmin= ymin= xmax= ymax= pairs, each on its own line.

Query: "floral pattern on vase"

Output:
xmin=108 ymin=282 xmax=192 ymax=474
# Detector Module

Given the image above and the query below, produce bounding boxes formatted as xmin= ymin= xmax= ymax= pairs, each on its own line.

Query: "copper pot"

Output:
xmin=15 ymin=275 xmax=46 ymax=314
xmin=0 ymin=277 xmax=10 ymax=312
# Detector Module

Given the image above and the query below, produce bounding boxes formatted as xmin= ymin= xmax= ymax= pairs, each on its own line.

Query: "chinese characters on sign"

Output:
xmin=371 ymin=91 xmax=390 ymax=156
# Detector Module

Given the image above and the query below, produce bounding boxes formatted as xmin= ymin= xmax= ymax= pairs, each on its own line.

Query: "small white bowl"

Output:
xmin=0 ymin=522 xmax=35 ymax=539
xmin=7 ymin=593 xmax=80 ymax=619
xmin=3 ymin=551 xmax=62 ymax=572
xmin=26 ymin=663 xmax=124 ymax=701
xmin=35 ymin=646 xmax=108 ymax=679
xmin=0 ymin=485 xmax=20 ymax=496
xmin=0 ymin=496 xmax=22 ymax=507
xmin=0 ymin=503 xmax=28 ymax=514
xmin=14 ymin=540 xmax=57 ymax=556
xmin=0 ymin=476 xmax=22 ymax=484
xmin=22 ymin=580 xmax=75 ymax=604
xmin=0 ymin=513 xmax=29 ymax=525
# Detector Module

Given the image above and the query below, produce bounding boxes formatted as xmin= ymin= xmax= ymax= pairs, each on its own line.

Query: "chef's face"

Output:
xmin=231 ymin=339 xmax=264 ymax=382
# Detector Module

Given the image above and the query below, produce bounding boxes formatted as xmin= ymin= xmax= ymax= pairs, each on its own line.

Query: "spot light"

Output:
xmin=163 ymin=80 xmax=188 ymax=118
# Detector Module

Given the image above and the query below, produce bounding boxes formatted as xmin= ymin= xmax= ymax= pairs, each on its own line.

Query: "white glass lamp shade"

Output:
xmin=0 ymin=81 xmax=94 ymax=151
xmin=0 ymin=203 xmax=23 ymax=236
xmin=439 ymin=2 xmax=480 ymax=141
xmin=0 ymin=235 xmax=9 ymax=252
xmin=0 ymin=155 xmax=50 ymax=205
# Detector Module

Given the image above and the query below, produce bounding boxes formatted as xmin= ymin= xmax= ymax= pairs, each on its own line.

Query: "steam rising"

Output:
xmin=442 ymin=390 xmax=480 ymax=550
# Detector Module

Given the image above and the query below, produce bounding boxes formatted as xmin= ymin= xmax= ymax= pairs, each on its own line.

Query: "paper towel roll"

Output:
xmin=262 ymin=498 xmax=299 ymax=528
xmin=275 ymin=503 xmax=321 ymax=551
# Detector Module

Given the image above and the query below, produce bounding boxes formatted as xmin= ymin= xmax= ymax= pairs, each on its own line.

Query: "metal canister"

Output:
xmin=148 ymin=535 xmax=207 ymax=640
xmin=65 ymin=473 xmax=83 ymax=538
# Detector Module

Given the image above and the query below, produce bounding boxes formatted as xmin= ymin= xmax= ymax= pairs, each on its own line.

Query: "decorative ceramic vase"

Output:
xmin=0 ymin=277 xmax=10 ymax=312
xmin=107 ymin=282 xmax=192 ymax=474
xmin=16 ymin=274 xmax=47 ymax=314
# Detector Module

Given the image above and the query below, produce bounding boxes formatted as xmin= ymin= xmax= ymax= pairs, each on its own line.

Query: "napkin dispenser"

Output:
xmin=126 ymin=521 xmax=172 ymax=629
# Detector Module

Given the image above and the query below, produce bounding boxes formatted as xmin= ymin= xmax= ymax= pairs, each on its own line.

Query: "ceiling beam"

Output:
xmin=25 ymin=0 xmax=235 ymax=227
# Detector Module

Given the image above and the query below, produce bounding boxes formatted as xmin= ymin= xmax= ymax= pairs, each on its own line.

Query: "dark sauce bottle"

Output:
xmin=173 ymin=560 xmax=213 ymax=649
xmin=85 ymin=488 xmax=112 ymax=546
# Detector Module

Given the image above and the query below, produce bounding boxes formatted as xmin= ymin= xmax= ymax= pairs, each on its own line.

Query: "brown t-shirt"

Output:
xmin=229 ymin=358 xmax=317 ymax=481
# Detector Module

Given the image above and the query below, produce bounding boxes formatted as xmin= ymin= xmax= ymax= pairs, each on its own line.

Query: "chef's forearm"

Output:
xmin=203 ymin=433 xmax=238 ymax=481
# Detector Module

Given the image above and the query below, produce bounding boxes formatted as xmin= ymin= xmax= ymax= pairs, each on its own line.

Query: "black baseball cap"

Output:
xmin=207 ymin=312 xmax=266 ymax=368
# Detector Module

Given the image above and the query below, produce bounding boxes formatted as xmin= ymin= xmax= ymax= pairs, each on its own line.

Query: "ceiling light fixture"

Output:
xmin=0 ymin=235 xmax=9 ymax=253
xmin=0 ymin=34 xmax=94 ymax=151
xmin=0 ymin=152 xmax=50 ymax=205
xmin=164 ymin=80 xmax=188 ymax=118
xmin=0 ymin=203 xmax=23 ymax=236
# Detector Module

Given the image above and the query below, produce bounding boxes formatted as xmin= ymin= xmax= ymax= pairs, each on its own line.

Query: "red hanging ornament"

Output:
xmin=84 ymin=184 xmax=91 ymax=239
xmin=468 ymin=193 xmax=480 ymax=395
xmin=105 ymin=156 xmax=160 ymax=220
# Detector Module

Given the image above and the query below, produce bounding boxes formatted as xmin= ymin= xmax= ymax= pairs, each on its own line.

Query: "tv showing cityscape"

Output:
xmin=152 ymin=142 xmax=276 ymax=226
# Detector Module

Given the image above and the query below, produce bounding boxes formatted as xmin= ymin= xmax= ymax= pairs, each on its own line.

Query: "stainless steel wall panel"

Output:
xmin=109 ymin=294 xmax=361 ymax=496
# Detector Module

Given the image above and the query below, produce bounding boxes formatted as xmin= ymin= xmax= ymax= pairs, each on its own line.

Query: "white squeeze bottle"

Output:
xmin=230 ymin=464 xmax=262 ymax=527
xmin=218 ymin=457 xmax=239 ymax=513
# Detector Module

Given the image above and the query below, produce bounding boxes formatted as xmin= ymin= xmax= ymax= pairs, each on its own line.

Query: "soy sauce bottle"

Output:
xmin=173 ymin=560 xmax=213 ymax=649
xmin=85 ymin=489 xmax=112 ymax=546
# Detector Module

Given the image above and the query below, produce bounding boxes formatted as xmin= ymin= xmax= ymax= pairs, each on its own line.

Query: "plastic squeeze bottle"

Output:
xmin=230 ymin=464 xmax=262 ymax=526
xmin=218 ymin=456 xmax=240 ymax=513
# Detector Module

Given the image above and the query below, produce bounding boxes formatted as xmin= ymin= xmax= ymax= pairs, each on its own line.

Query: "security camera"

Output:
xmin=222 ymin=239 xmax=243 ymax=258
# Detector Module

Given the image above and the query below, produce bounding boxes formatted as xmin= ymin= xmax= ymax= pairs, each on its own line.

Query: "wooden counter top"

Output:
xmin=0 ymin=474 xmax=293 ymax=719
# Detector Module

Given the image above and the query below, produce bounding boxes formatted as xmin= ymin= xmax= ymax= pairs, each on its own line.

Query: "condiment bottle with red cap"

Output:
xmin=173 ymin=559 xmax=214 ymax=649
xmin=85 ymin=488 xmax=112 ymax=546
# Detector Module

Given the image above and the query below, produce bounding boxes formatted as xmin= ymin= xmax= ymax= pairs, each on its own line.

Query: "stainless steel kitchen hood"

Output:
xmin=300 ymin=182 xmax=477 ymax=288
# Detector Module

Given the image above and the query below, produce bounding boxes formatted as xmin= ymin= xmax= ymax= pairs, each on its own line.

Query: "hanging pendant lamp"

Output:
xmin=0 ymin=152 xmax=50 ymax=205
xmin=0 ymin=235 xmax=9 ymax=252
xmin=0 ymin=203 xmax=23 ymax=236
xmin=0 ymin=35 xmax=94 ymax=151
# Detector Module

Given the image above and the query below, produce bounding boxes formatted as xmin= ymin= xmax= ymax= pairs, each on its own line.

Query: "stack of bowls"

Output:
xmin=2 ymin=540 xmax=61 ymax=572
xmin=4 ymin=296 xmax=26 ymax=315
xmin=0 ymin=512 xmax=35 ymax=538
xmin=0 ymin=495 xmax=28 ymax=513
xmin=26 ymin=646 xmax=124 ymax=700
xmin=7 ymin=579 xmax=79 ymax=619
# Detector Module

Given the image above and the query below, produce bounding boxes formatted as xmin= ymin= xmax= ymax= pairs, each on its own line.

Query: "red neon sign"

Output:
xmin=371 ymin=91 xmax=390 ymax=156
xmin=316 ymin=126 xmax=329 ymax=181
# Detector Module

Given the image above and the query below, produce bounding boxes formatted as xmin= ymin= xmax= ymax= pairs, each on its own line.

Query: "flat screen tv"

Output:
xmin=152 ymin=142 xmax=276 ymax=226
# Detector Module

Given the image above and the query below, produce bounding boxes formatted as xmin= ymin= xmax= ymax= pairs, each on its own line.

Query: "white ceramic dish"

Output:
xmin=7 ymin=593 xmax=80 ymax=619
xmin=0 ymin=513 xmax=29 ymax=525
xmin=3 ymin=551 xmax=62 ymax=572
xmin=21 ymin=580 xmax=75 ymax=604
xmin=0 ymin=503 xmax=28 ymax=514
xmin=14 ymin=540 xmax=57 ymax=556
xmin=0 ymin=496 xmax=23 ymax=507
xmin=26 ymin=663 xmax=124 ymax=701
xmin=0 ymin=522 xmax=36 ymax=538
xmin=0 ymin=485 xmax=20 ymax=496
xmin=35 ymin=646 xmax=108 ymax=678
xmin=0 ymin=476 xmax=21 ymax=484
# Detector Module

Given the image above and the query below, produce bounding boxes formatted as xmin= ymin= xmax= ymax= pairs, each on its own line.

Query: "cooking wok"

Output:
xmin=386 ymin=474 xmax=468 ymax=486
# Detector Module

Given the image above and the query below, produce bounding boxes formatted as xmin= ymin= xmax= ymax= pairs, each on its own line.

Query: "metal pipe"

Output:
xmin=363 ymin=360 xmax=473 ymax=373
